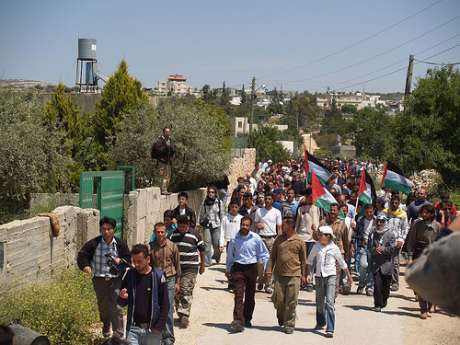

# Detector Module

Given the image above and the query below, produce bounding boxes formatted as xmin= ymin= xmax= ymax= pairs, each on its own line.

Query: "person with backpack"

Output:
xmin=151 ymin=127 xmax=176 ymax=195
xmin=199 ymin=185 xmax=224 ymax=266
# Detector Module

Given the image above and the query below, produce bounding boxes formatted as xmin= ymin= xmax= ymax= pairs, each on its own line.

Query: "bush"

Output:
xmin=108 ymin=98 xmax=232 ymax=191
xmin=248 ymin=126 xmax=291 ymax=163
xmin=0 ymin=269 xmax=99 ymax=345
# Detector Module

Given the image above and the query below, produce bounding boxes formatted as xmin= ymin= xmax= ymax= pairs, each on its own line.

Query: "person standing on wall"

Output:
xmin=77 ymin=217 xmax=131 ymax=339
xmin=119 ymin=244 xmax=169 ymax=345
xmin=151 ymin=127 xmax=176 ymax=195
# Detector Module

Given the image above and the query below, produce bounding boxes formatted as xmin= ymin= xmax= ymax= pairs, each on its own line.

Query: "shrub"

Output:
xmin=0 ymin=269 xmax=99 ymax=345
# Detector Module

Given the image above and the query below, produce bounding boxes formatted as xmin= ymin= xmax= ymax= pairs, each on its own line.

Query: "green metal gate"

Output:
xmin=79 ymin=171 xmax=125 ymax=238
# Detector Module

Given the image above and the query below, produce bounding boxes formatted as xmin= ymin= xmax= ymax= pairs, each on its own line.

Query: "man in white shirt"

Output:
xmin=220 ymin=200 xmax=244 ymax=248
xmin=306 ymin=226 xmax=352 ymax=338
xmin=254 ymin=192 xmax=282 ymax=293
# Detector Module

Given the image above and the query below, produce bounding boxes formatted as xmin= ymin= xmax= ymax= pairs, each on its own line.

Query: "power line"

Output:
xmin=329 ymin=33 xmax=460 ymax=87
xmin=263 ymin=15 xmax=460 ymax=86
xmin=415 ymin=59 xmax=460 ymax=65
xmin=335 ymin=42 xmax=460 ymax=90
xmin=258 ymin=0 xmax=445 ymax=80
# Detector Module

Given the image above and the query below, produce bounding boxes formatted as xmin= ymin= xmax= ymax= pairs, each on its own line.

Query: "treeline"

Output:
xmin=0 ymin=60 xmax=232 ymax=222
xmin=319 ymin=66 xmax=460 ymax=186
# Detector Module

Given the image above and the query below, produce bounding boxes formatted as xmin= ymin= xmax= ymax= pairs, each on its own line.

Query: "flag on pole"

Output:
xmin=358 ymin=168 xmax=377 ymax=205
xmin=305 ymin=150 xmax=332 ymax=185
xmin=381 ymin=161 xmax=414 ymax=195
xmin=312 ymin=171 xmax=337 ymax=212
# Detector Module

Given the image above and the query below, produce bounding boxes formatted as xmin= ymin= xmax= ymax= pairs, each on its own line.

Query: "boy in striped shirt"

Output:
xmin=170 ymin=215 xmax=206 ymax=328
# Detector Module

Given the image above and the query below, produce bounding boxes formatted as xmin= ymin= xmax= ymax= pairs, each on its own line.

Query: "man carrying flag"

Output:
xmin=381 ymin=162 xmax=411 ymax=291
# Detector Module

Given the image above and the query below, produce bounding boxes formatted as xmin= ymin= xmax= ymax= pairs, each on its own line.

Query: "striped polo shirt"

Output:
xmin=170 ymin=229 xmax=206 ymax=272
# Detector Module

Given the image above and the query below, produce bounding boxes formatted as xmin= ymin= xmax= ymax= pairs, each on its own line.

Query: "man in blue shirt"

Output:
xmin=226 ymin=216 xmax=269 ymax=333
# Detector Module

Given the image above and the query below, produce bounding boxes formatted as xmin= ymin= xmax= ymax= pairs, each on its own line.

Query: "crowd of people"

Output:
xmin=68 ymin=149 xmax=460 ymax=345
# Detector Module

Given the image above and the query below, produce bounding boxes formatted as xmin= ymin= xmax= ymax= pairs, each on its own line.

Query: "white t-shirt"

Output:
xmin=254 ymin=207 xmax=282 ymax=237
xmin=220 ymin=213 xmax=243 ymax=246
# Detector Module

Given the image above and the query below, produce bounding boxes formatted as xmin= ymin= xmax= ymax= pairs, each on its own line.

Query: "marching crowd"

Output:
xmin=72 ymin=147 xmax=459 ymax=345
xmin=60 ymin=126 xmax=459 ymax=345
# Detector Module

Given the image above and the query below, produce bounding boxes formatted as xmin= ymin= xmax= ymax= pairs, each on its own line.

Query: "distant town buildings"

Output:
xmin=232 ymin=116 xmax=288 ymax=137
xmin=316 ymin=91 xmax=403 ymax=112
xmin=154 ymin=74 xmax=200 ymax=97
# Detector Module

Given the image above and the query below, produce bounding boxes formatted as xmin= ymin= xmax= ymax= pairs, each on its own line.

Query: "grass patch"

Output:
xmin=0 ymin=269 xmax=99 ymax=345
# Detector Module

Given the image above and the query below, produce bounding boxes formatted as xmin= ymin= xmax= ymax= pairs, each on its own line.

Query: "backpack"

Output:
xmin=151 ymin=137 xmax=165 ymax=160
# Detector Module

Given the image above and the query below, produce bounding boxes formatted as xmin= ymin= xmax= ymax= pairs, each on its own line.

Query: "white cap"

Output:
xmin=319 ymin=225 xmax=335 ymax=239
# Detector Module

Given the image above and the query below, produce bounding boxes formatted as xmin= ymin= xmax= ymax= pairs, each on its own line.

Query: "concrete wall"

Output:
xmin=228 ymin=148 xmax=256 ymax=191
xmin=124 ymin=187 xmax=207 ymax=246
xmin=0 ymin=206 xmax=99 ymax=293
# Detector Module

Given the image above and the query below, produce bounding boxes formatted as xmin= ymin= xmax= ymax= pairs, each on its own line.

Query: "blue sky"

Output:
xmin=1 ymin=0 xmax=459 ymax=92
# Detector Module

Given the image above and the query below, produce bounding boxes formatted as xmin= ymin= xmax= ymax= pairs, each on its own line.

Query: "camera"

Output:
xmin=200 ymin=217 xmax=210 ymax=228
xmin=105 ymin=253 xmax=129 ymax=278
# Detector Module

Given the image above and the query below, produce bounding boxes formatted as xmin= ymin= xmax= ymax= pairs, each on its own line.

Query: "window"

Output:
xmin=238 ymin=121 xmax=243 ymax=129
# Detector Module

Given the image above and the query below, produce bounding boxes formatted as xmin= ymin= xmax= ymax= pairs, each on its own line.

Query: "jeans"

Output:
xmin=357 ymin=247 xmax=373 ymax=289
xmin=392 ymin=247 xmax=401 ymax=287
xmin=203 ymin=227 xmax=221 ymax=265
xmin=162 ymin=276 xmax=176 ymax=345
xmin=126 ymin=326 xmax=162 ymax=345
xmin=315 ymin=275 xmax=336 ymax=333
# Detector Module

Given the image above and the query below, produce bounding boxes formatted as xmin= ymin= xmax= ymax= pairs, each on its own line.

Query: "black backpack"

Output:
xmin=151 ymin=138 xmax=165 ymax=160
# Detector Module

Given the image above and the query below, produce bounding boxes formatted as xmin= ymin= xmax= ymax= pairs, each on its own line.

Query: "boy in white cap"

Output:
xmin=306 ymin=225 xmax=352 ymax=338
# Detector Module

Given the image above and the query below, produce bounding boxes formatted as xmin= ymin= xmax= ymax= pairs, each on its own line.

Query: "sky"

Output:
xmin=1 ymin=0 xmax=459 ymax=93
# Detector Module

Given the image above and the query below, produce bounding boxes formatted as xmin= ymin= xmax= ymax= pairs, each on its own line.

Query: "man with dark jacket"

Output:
xmin=368 ymin=214 xmax=396 ymax=312
xmin=152 ymin=127 xmax=176 ymax=195
xmin=172 ymin=192 xmax=197 ymax=228
xmin=77 ymin=217 xmax=131 ymax=338
xmin=119 ymin=244 xmax=169 ymax=345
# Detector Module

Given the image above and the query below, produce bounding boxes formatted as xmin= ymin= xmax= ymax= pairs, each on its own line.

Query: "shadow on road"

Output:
xmin=390 ymin=293 xmax=417 ymax=302
xmin=200 ymin=286 xmax=230 ymax=292
xmin=203 ymin=322 xmax=280 ymax=333
xmin=343 ymin=305 xmax=420 ymax=318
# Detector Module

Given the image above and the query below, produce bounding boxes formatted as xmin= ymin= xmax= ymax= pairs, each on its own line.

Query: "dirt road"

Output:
xmin=174 ymin=261 xmax=460 ymax=345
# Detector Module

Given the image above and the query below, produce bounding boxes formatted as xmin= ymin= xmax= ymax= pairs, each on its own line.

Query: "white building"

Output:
xmin=155 ymin=74 xmax=200 ymax=96
xmin=233 ymin=117 xmax=288 ymax=137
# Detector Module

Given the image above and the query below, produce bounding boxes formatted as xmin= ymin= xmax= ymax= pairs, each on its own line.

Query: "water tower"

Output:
xmin=76 ymin=38 xmax=98 ymax=92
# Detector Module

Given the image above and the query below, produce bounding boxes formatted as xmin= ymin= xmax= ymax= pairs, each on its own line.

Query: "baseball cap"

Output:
xmin=319 ymin=225 xmax=335 ymax=238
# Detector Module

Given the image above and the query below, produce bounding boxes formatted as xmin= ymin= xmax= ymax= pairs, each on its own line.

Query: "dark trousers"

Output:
xmin=92 ymin=277 xmax=124 ymax=337
xmin=231 ymin=263 xmax=258 ymax=324
xmin=373 ymin=270 xmax=392 ymax=308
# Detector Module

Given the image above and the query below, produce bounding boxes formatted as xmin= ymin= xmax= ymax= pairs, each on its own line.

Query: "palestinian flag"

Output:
xmin=381 ymin=161 xmax=414 ymax=195
xmin=358 ymin=168 xmax=377 ymax=205
xmin=312 ymin=172 xmax=337 ymax=212
xmin=304 ymin=151 xmax=332 ymax=185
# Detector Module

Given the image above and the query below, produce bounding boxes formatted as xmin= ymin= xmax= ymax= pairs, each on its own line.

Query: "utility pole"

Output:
xmin=404 ymin=54 xmax=414 ymax=97
xmin=249 ymin=76 xmax=256 ymax=135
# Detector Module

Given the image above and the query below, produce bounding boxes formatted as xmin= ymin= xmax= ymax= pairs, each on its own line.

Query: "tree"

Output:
xmin=248 ymin=126 xmax=291 ymax=162
xmin=350 ymin=108 xmax=394 ymax=160
xmin=220 ymin=81 xmax=230 ymax=106
xmin=341 ymin=104 xmax=357 ymax=114
xmin=390 ymin=66 xmax=460 ymax=185
xmin=240 ymin=84 xmax=247 ymax=104
xmin=285 ymin=93 xmax=320 ymax=130
xmin=94 ymin=59 xmax=147 ymax=148
xmin=109 ymin=98 xmax=232 ymax=191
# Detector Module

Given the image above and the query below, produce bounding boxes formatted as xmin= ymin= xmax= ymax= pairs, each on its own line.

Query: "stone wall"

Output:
xmin=124 ymin=187 xmax=207 ymax=246
xmin=228 ymin=148 xmax=256 ymax=191
xmin=0 ymin=206 xmax=99 ymax=293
